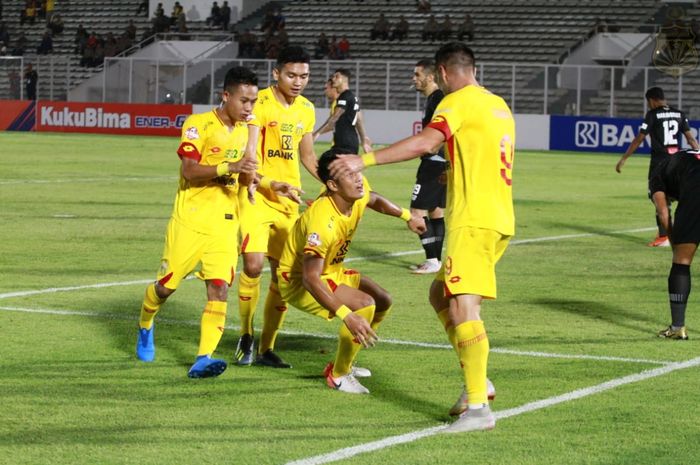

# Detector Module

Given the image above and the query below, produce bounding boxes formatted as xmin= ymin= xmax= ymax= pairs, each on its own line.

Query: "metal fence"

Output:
xmin=2 ymin=55 xmax=696 ymax=118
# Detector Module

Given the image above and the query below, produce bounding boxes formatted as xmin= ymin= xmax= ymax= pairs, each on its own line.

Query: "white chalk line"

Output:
xmin=284 ymin=356 xmax=700 ymax=465
xmin=0 ymin=226 xmax=657 ymax=301
xmin=0 ymin=304 xmax=673 ymax=366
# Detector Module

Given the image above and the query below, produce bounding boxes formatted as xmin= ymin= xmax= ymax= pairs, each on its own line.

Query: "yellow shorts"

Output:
xmin=156 ymin=218 xmax=239 ymax=290
xmin=436 ymin=226 xmax=511 ymax=299
xmin=278 ymin=268 xmax=362 ymax=320
xmin=239 ymin=198 xmax=298 ymax=260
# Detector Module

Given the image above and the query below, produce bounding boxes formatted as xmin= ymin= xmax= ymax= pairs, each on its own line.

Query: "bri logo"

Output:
xmin=575 ymin=121 xmax=598 ymax=147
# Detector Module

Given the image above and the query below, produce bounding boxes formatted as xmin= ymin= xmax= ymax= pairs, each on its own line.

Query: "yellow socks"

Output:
xmin=333 ymin=305 xmax=375 ymax=377
xmin=454 ymin=320 xmax=490 ymax=405
xmin=258 ymin=282 xmax=287 ymax=353
xmin=370 ymin=305 xmax=391 ymax=331
xmin=437 ymin=308 xmax=458 ymax=354
xmin=197 ymin=301 xmax=227 ymax=356
xmin=238 ymin=272 xmax=261 ymax=336
xmin=139 ymin=283 xmax=166 ymax=330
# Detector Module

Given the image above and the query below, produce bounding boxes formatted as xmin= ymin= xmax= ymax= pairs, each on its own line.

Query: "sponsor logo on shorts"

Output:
xmin=449 ymin=276 xmax=461 ymax=283
xmin=211 ymin=147 xmax=221 ymax=153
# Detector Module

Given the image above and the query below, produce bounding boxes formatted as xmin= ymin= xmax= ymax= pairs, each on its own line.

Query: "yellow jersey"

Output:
xmin=427 ymin=85 xmax=515 ymax=236
xmin=278 ymin=177 xmax=371 ymax=281
xmin=173 ymin=109 xmax=247 ymax=235
xmin=248 ymin=86 xmax=315 ymax=214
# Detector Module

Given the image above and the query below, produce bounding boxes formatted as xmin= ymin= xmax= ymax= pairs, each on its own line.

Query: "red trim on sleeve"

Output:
xmin=326 ymin=278 xmax=338 ymax=292
xmin=303 ymin=248 xmax=323 ymax=258
xmin=426 ymin=115 xmax=452 ymax=140
xmin=260 ymin=126 xmax=267 ymax=166
xmin=177 ymin=142 xmax=202 ymax=162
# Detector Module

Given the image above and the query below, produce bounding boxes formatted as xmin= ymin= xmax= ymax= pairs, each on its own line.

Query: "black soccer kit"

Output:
xmin=641 ymin=105 xmax=691 ymax=180
xmin=649 ymin=150 xmax=700 ymax=244
xmin=331 ymin=89 xmax=360 ymax=154
xmin=411 ymin=89 xmax=447 ymax=210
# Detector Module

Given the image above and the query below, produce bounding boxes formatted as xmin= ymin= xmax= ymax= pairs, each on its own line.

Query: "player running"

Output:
xmin=235 ymin=45 xmax=319 ymax=368
xmin=329 ymin=43 xmax=514 ymax=432
xmin=277 ymin=150 xmax=425 ymax=393
xmin=616 ymin=86 xmax=699 ymax=247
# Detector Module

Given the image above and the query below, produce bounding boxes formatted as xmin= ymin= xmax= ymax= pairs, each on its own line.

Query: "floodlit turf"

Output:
xmin=1 ymin=132 xmax=699 ymax=465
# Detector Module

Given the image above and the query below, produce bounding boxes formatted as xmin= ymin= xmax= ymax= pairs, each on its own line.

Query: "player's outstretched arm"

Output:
xmin=258 ymin=176 xmax=304 ymax=204
xmin=651 ymin=191 xmax=672 ymax=239
xmin=180 ymin=156 xmax=257 ymax=183
xmin=329 ymin=127 xmax=445 ymax=179
xmin=616 ymin=132 xmax=645 ymax=173
xmin=301 ymin=255 xmax=378 ymax=347
xmin=299 ymin=133 xmax=321 ymax=181
xmin=313 ymin=107 xmax=345 ymax=140
xmin=367 ymin=190 xmax=427 ymax=235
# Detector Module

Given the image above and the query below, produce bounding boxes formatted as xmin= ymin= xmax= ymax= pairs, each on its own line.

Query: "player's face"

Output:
xmin=274 ymin=62 xmax=310 ymax=100
xmin=324 ymin=81 xmax=337 ymax=100
xmin=413 ymin=66 xmax=428 ymax=92
xmin=331 ymin=72 xmax=344 ymax=90
xmin=330 ymin=171 xmax=364 ymax=201
xmin=222 ymin=83 xmax=258 ymax=123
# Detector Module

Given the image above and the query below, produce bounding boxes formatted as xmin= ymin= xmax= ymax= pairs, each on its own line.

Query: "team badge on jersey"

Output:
xmin=307 ymin=232 xmax=321 ymax=247
xmin=185 ymin=126 xmax=200 ymax=140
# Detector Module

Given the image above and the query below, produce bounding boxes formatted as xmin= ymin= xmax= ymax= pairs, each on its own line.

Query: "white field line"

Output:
xmin=0 ymin=226 xmax=657 ymax=301
xmin=0 ymin=304 xmax=672 ymax=366
xmin=284 ymin=356 xmax=700 ymax=465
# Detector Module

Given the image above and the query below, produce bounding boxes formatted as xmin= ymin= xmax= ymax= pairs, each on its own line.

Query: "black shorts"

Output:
xmin=410 ymin=158 xmax=446 ymax=210
xmin=672 ymin=185 xmax=700 ymax=244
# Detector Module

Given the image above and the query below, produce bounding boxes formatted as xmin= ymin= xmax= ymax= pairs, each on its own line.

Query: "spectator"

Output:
xmin=237 ymin=29 xmax=256 ymax=58
xmin=38 ymin=0 xmax=47 ymax=20
xmin=74 ymin=24 xmax=88 ymax=54
xmin=390 ymin=15 xmax=409 ymax=41
xmin=176 ymin=11 xmax=188 ymax=38
xmin=314 ymin=32 xmax=329 ymax=59
xmin=337 ymin=35 xmax=350 ymax=59
xmin=125 ymin=20 xmax=137 ymax=40
xmin=153 ymin=10 xmax=170 ymax=33
xmin=422 ymin=14 xmax=439 ymax=41
xmin=154 ymin=2 xmax=164 ymax=17
xmin=264 ymin=31 xmax=280 ymax=59
xmin=457 ymin=14 xmax=474 ymax=41
xmin=220 ymin=1 xmax=231 ymax=31
xmin=135 ymin=0 xmax=149 ymax=17
xmin=47 ymin=13 xmax=63 ymax=35
xmin=9 ymin=69 xmax=21 ymax=99
xmin=104 ymin=33 xmax=118 ymax=58
xmin=45 ymin=0 xmax=55 ymax=22
xmin=260 ymin=8 xmax=275 ymax=33
xmin=170 ymin=2 xmax=183 ymax=26
xmin=438 ymin=14 xmax=452 ymax=41
xmin=276 ymin=23 xmax=289 ymax=49
xmin=20 ymin=0 xmax=37 ymax=25
xmin=36 ymin=30 xmax=53 ymax=55
xmin=371 ymin=13 xmax=390 ymax=40
xmin=12 ymin=32 xmax=28 ymax=55
xmin=328 ymin=35 xmax=338 ymax=59
xmin=206 ymin=1 xmax=222 ymax=28
xmin=416 ymin=0 xmax=431 ymax=13
xmin=94 ymin=41 xmax=105 ymax=66
xmin=24 ymin=63 xmax=38 ymax=100
xmin=272 ymin=9 xmax=285 ymax=31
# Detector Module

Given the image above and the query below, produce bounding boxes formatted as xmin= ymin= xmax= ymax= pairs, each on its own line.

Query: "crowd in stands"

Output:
xmin=237 ymin=6 xmax=288 ymax=59
xmin=369 ymin=3 xmax=474 ymax=43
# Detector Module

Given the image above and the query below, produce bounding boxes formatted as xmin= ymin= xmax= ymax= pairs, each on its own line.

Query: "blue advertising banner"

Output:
xmin=549 ymin=115 xmax=650 ymax=154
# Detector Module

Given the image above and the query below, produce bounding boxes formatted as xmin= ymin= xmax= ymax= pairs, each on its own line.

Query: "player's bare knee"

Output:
xmin=155 ymin=283 xmax=175 ymax=300
xmin=429 ymin=280 xmax=447 ymax=311
xmin=242 ymin=260 xmax=263 ymax=278
xmin=207 ymin=279 xmax=229 ymax=300
xmin=375 ymin=291 xmax=392 ymax=312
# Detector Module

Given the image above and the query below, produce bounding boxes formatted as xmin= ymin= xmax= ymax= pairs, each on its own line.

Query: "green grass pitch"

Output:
xmin=0 ymin=132 xmax=699 ymax=465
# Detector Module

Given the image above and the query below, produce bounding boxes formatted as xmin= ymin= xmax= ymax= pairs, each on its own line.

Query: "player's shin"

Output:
xmin=197 ymin=301 xmax=227 ymax=356
xmin=370 ymin=305 xmax=391 ymax=331
xmin=259 ymin=282 xmax=287 ymax=353
xmin=238 ymin=272 xmax=261 ymax=335
xmin=454 ymin=320 xmax=490 ymax=407
xmin=668 ymin=263 xmax=691 ymax=327
xmin=334 ymin=305 xmax=375 ymax=377
xmin=139 ymin=283 xmax=166 ymax=329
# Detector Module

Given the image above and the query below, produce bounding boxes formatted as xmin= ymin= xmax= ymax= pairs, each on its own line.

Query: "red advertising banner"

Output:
xmin=0 ymin=100 xmax=36 ymax=131
xmin=35 ymin=101 xmax=193 ymax=136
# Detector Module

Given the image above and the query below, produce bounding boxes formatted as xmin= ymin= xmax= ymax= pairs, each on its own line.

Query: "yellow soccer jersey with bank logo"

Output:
xmin=249 ymin=86 xmax=315 ymax=213
xmin=427 ymin=85 xmax=515 ymax=236
xmin=278 ymin=177 xmax=371 ymax=282
xmin=174 ymin=109 xmax=247 ymax=235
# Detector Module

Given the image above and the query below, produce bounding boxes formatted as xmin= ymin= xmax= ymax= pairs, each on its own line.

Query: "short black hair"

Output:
xmin=645 ymin=86 xmax=665 ymax=101
xmin=223 ymin=66 xmax=258 ymax=92
xmin=434 ymin=42 xmax=475 ymax=70
xmin=317 ymin=149 xmax=341 ymax=184
xmin=415 ymin=58 xmax=436 ymax=76
xmin=276 ymin=45 xmax=310 ymax=68
xmin=334 ymin=68 xmax=351 ymax=80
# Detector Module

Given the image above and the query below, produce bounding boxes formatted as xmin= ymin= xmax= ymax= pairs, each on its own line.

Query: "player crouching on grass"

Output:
xmin=277 ymin=150 xmax=426 ymax=393
xmin=135 ymin=66 xmax=300 ymax=379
